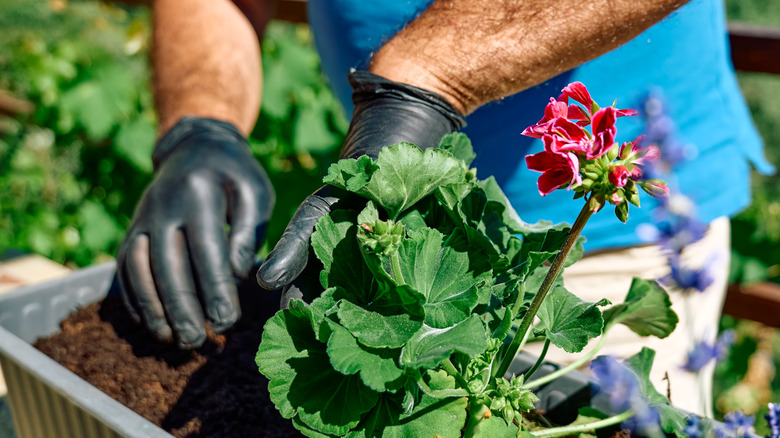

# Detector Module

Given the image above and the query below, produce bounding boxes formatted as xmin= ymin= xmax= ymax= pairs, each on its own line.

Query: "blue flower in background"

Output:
xmin=684 ymin=415 xmax=703 ymax=438
xmin=723 ymin=410 xmax=755 ymax=437
xmin=652 ymin=197 xmax=709 ymax=254
xmin=766 ymin=403 xmax=780 ymax=438
xmin=591 ymin=356 xmax=660 ymax=433
xmin=663 ymin=253 xmax=718 ymax=293
xmin=638 ymin=92 xmax=698 ymax=174
xmin=682 ymin=330 xmax=736 ymax=372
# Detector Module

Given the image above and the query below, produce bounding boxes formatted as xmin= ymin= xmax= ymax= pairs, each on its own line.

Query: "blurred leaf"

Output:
xmin=78 ymin=200 xmax=122 ymax=252
xmin=114 ymin=116 xmax=155 ymax=173
xmin=294 ymin=99 xmax=340 ymax=153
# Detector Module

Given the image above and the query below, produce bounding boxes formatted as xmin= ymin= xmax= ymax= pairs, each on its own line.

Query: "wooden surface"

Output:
xmin=0 ymin=255 xmax=71 ymax=397
xmin=723 ymin=282 xmax=780 ymax=328
xmin=729 ymin=23 xmax=780 ymax=75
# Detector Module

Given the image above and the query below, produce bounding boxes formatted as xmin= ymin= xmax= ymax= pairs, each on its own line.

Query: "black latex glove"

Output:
xmin=117 ymin=117 xmax=274 ymax=348
xmin=256 ymin=70 xmax=465 ymax=307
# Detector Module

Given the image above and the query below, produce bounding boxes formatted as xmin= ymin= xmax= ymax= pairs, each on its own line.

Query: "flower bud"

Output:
xmin=608 ymin=165 xmax=630 ymax=188
xmin=607 ymin=144 xmax=620 ymax=161
xmin=638 ymin=179 xmax=670 ymax=199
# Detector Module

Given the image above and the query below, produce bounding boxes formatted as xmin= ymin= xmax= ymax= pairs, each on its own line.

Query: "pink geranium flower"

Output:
xmin=525 ymin=135 xmax=582 ymax=196
xmin=608 ymin=165 xmax=630 ymax=188
xmin=522 ymin=98 xmax=576 ymax=138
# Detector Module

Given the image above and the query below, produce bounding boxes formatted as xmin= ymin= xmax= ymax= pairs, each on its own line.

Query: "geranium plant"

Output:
xmin=255 ymin=82 xmax=696 ymax=437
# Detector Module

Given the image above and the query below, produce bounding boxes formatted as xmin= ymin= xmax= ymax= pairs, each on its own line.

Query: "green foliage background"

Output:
xmin=0 ymin=1 xmax=345 ymax=267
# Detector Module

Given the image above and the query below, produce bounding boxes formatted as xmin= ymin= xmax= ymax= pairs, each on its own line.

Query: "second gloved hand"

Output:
xmin=117 ymin=117 xmax=274 ymax=348
xmin=256 ymin=70 xmax=465 ymax=306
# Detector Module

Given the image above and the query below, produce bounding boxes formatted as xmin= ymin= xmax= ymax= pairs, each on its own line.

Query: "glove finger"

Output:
xmin=118 ymin=234 xmax=173 ymax=341
xmin=115 ymin=238 xmax=141 ymax=324
xmin=256 ymin=191 xmax=338 ymax=290
xmin=150 ymin=227 xmax=207 ymax=349
xmin=228 ymin=180 xmax=272 ymax=279
xmin=187 ymin=213 xmax=241 ymax=333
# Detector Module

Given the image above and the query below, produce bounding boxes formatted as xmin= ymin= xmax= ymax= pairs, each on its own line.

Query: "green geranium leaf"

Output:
xmin=311 ymin=209 xmax=375 ymax=296
xmin=324 ymin=154 xmax=378 ymax=193
xmin=348 ymin=372 xmax=468 ymax=438
xmin=398 ymin=209 xmax=428 ymax=231
xmin=385 ymin=228 xmax=492 ymax=327
xmin=535 ymin=286 xmax=610 ymax=353
xmin=624 ymin=348 xmax=688 ymax=437
xmin=256 ymin=306 xmax=379 ymax=435
xmin=337 ymin=299 xmax=423 ymax=349
xmin=434 ymin=183 xmax=480 ymax=227
xmin=477 ymin=176 xmax=525 ymax=232
xmin=439 ymin=132 xmax=476 ymax=166
xmin=472 ymin=416 xmax=518 ymax=437
xmin=324 ymin=143 xmax=467 ymax=219
xmin=357 ymin=200 xmax=380 ymax=224
xmin=602 ymin=278 xmax=679 ymax=338
xmin=401 ymin=315 xmax=489 ymax=369
xmin=327 ymin=320 xmax=406 ymax=392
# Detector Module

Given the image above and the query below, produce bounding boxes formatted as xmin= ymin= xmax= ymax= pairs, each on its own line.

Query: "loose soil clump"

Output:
xmin=34 ymin=280 xmax=301 ymax=438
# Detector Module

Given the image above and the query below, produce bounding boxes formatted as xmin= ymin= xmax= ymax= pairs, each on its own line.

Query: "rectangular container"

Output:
xmin=0 ymin=262 xmax=594 ymax=438
xmin=0 ymin=262 xmax=172 ymax=438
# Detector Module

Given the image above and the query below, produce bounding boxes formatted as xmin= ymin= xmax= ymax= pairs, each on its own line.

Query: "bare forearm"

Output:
xmin=370 ymin=0 xmax=688 ymax=115
xmin=153 ymin=0 xmax=262 ymax=135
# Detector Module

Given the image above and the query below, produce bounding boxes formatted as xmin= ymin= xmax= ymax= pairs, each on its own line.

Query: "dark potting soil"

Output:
xmin=33 ymin=278 xmax=302 ymax=438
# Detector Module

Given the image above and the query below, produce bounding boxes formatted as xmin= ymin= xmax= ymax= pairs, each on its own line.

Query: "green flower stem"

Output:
xmin=463 ymin=402 xmax=491 ymax=438
xmin=524 ymin=339 xmax=550 ymax=380
xmin=530 ymin=409 xmax=634 ymax=437
xmin=442 ymin=357 xmax=471 ymax=391
xmin=510 ymin=283 xmax=527 ymax=319
xmin=390 ymin=251 xmax=404 ymax=284
xmin=496 ymin=201 xmax=594 ymax=378
xmin=522 ymin=332 xmax=608 ymax=390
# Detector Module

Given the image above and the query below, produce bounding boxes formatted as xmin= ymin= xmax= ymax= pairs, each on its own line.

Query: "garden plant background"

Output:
xmin=0 ymin=0 xmax=779 ymax=435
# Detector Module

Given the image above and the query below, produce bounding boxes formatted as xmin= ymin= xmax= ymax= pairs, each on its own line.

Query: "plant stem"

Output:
xmin=463 ymin=403 xmax=491 ymax=438
xmin=530 ymin=409 xmax=634 ymax=437
xmin=390 ymin=251 xmax=404 ymax=284
xmin=524 ymin=339 xmax=550 ymax=380
xmin=496 ymin=202 xmax=594 ymax=378
xmin=522 ymin=333 xmax=608 ymax=390
xmin=510 ymin=283 xmax=526 ymax=318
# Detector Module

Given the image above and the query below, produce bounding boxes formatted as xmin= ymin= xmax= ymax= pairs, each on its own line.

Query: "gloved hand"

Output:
xmin=117 ymin=117 xmax=274 ymax=348
xmin=256 ymin=70 xmax=465 ymax=306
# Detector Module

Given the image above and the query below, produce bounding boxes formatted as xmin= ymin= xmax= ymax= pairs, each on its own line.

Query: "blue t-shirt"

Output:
xmin=308 ymin=0 xmax=773 ymax=252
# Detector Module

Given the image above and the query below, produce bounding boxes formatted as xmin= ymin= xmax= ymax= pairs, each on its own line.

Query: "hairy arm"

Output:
xmin=370 ymin=0 xmax=689 ymax=115
xmin=152 ymin=0 xmax=270 ymax=135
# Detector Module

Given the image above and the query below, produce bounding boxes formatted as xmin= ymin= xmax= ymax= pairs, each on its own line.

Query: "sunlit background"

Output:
xmin=0 ymin=0 xmax=778 ymax=435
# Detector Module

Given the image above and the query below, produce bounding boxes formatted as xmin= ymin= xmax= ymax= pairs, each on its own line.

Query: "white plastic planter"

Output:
xmin=0 ymin=262 xmax=171 ymax=438
xmin=0 ymin=262 xmax=597 ymax=438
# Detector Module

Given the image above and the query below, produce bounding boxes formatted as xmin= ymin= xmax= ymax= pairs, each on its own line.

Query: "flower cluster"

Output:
xmin=685 ymin=415 xmax=704 ymax=438
xmin=685 ymin=410 xmax=757 ymax=438
xmin=523 ymin=82 xmax=668 ymax=222
xmin=721 ymin=410 xmax=755 ymax=438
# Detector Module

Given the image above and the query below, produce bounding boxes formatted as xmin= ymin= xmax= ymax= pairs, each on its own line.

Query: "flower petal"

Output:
xmin=591 ymin=106 xmax=618 ymax=136
xmin=560 ymin=82 xmax=594 ymax=111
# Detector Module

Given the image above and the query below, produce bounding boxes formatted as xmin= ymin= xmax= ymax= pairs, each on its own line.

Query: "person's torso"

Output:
xmin=307 ymin=0 xmax=771 ymax=251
